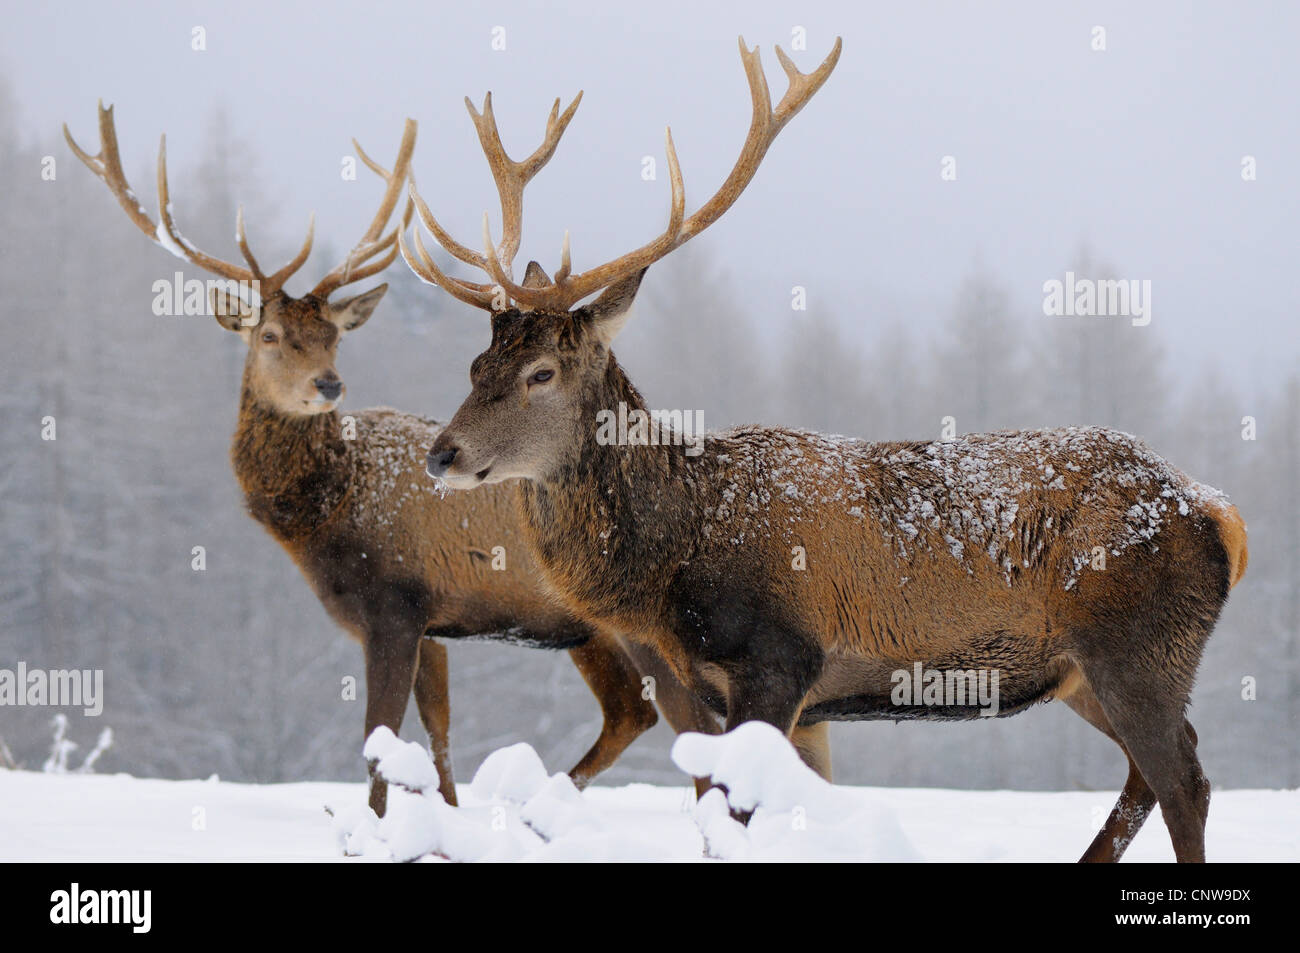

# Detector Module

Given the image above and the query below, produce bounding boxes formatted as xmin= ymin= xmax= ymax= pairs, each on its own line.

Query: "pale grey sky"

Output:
xmin=6 ymin=0 xmax=1297 ymax=396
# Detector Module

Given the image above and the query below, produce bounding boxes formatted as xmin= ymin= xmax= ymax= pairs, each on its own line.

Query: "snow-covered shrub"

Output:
xmin=40 ymin=715 xmax=113 ymax=775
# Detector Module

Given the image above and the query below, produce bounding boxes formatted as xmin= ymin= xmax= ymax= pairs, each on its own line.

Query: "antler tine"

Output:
xmin=480 ymin=213 xmax=537 ymax=308
xmin=398 ymin=209 xmax=499 ymax=310
xmin=62 ymin=102 xmax=158 ymax=241
xmin=235 ymin=206 xmax=263 ymax=276
xmin=263 ymin=213 xmax=316 ymax=293
xmin=310 ymin=119 xmax=417 ymax=298
xmin=335 ymin=199 xmax=414 ymax=288
xmin=465 ymin=91 xmax=583 ymax=281
xmin=354 ymin=121 xmax=416 ymax=242
xmin=154 ymin=135 xmax=261 ymax=284
xmin=772 ymin=38 xmax=842 ymax=130
xmin=554 ymin=230 xmax=572 ymax=283
xmin=409 ymin=171 xmax=487 ymax=270
xmin=231 ymin=201 xmax=316 ymax=298
xmin=663 ymin=127 xmax=686 ymax=238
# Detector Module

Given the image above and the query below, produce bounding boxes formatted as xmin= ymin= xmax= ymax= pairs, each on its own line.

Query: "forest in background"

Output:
xmin=3 ymin=90 xmax=1296 ymax=793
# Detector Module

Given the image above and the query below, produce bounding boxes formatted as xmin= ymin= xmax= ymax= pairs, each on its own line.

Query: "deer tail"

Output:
xmin=1209 ymin=502 xmax=1249 ymax=589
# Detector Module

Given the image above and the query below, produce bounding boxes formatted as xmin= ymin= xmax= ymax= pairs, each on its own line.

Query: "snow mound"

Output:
xmin=341 ymin=736 xmax=665 ymax=862
xmin=672 ymin=721 xmax=921 ymax=861
xmin=344 ymin=725 xmax=921 ymax=861
xmin=469 ymin=742 xmax=550 ymax=803
xmin=326 ymin=802 xmax=383 ymax=858
xmin=363 ymin=726 xmax=439 ymax=794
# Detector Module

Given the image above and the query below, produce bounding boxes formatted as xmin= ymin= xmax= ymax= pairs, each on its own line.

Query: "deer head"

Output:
xmin=402 ymin=37 xmax=841 ymax=486
xmin=64 ymin=103 xmax=416 ymax=416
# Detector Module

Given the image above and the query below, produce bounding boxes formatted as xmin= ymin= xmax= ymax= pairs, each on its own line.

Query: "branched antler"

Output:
xmin=400 ymin=92 xmax=581 ymax=309
xmin=311 ymin=120 xmax=418 ymax=298
xmin=402 ymin=36 xmax=841 ymax=313
xmin=64 ymin=101 xmax=313 ymax=297
xmin=65 ymin=102 xmax=417 ymax=301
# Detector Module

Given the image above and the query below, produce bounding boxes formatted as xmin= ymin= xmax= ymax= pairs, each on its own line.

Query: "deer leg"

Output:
xmin=362 ymin=630 xmax=421 ymax=817
xmin=790 ymin=722 xmax=833 ymax=782
xmin=1084 ymin=664 xmax=1210 ymax=863
xmin=722 ymin=653 xmax=821 ymax=824
xmin=621 ymin=637 xmax=832 ymax=785
xmin=1112 ymin=714 xmax=1208 ymax=862
xmin=616 ymin=636 xmax=721 ymax=798
xmin=723 ymin=654 xmax=818 ymax=737
xmin=565 ymin=631 xmax=660 ymax=788
xmin=412 ymin=638 xmax=458 ymax=806
xmin=1062 ymin=681 xmax=1157 ymax=862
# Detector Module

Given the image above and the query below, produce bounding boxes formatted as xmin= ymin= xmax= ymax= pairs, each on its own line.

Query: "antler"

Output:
xmin=310 ymin=118 xmax=418 ymax=299
xmin=64 ymin=101 xmax=316 ymax=298
xmin=399 ymin=92 xmax=581 ymax=310
xmin=403 ymin=36 xmax=841 ymax=313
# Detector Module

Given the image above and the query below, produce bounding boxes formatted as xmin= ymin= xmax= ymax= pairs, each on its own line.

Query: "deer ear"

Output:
xmin=210 ymin=286 xmax=258 ymax=335
xmin=329 ymin=283 xmax=388 ymax=332
xmin=586 ymin=268 xmax=646 ymax=347
xmin=521 ymin=261 xmax=551 ymax=289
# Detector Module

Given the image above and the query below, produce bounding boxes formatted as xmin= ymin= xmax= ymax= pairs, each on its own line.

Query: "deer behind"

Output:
xmin=406 ymin=37 xmax=1247 ymax=862
xmin=64 ymin=104 xmax=735 ymax=816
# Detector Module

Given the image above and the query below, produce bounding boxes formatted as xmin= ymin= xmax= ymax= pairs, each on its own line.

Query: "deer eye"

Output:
xmin=261 ymin=331 xmax=278 ymax=344
xmin=528 ymin=369 xmax=554 ymax=385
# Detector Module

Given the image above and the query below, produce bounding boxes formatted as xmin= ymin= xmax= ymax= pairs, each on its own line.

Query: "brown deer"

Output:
xmin=63 ymin=103 xmax=740 ymax=816
xmin=406 ymin=37 xmax=1248 ymax=862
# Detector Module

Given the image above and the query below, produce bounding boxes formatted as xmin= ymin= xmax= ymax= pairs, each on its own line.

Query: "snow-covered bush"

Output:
xmin=41 ymin=714 xmax=113 ymax=774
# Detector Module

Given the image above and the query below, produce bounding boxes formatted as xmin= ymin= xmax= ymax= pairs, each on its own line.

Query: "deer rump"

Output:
xmin=642 ymin=425 xmax=1245 ymax=725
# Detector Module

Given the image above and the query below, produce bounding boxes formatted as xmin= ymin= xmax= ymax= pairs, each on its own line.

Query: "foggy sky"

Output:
xmin=6 ymin=0 xmax=1297 ymax=398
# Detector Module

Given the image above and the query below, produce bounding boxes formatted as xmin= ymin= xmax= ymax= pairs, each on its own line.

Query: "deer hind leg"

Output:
xmin=412 ymin=638 xmax=458 ymax=806
xmin=1061 ymin=680 xmax=1157 ymax=862
xmin=1080 ymin=655 xmax=1211 ymax=863
xmin=565 ymin=630 xmax=660 ymax=788
xmin=362 ymin=630 xmax=422 ymax=817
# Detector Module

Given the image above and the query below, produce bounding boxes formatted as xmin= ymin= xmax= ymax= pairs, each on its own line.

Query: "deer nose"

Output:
xmin=427 ymin=447 xmax=458 ymax=479
xmin=314 ymin=377 xmax=343 ymax=400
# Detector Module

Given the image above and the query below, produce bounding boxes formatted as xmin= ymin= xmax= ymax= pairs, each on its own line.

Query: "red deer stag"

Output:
xmin=64 ymin=103 xmax=733 ymax=816
xmin=407 ymin=37 xmax=1248 ymax=862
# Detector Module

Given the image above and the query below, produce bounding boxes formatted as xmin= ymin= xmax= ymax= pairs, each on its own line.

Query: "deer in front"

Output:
xmin=64 ymin=104 xmax=731 ymax=816
xmin=404 ymin=37 xmax=1248 ymax=861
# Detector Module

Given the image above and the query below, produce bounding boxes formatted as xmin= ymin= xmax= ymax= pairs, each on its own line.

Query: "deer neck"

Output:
xmin=231 ymin=375 xmax=354 ymax=542
xmin=520 ymin=355 xmax=697 ymax=620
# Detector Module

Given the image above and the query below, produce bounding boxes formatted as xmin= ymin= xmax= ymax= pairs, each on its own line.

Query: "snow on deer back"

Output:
xmin=693 ymin=424 xmax=1245 ymax=661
